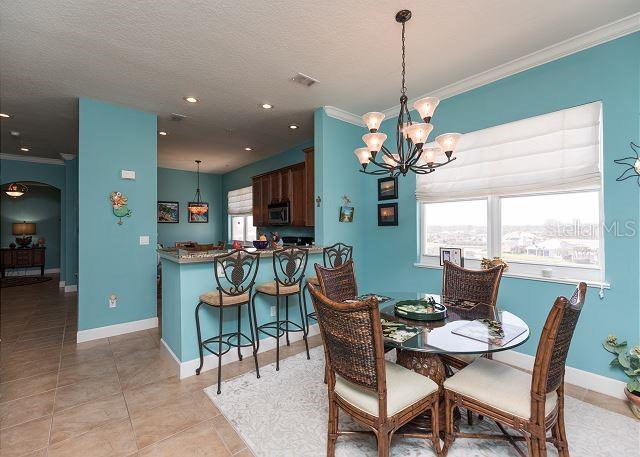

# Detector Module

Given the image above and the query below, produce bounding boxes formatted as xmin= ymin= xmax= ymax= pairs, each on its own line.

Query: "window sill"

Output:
xmin=413 ymin=262 xmax=610 ymax=289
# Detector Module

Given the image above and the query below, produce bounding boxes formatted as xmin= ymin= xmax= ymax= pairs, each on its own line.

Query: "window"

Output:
xmin=417 ymin=102 xmax=604 ymax=283
xmin=228 ymin=187 xmax=256 ymax=243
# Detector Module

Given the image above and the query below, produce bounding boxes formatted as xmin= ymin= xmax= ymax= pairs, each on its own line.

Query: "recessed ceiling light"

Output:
xmin=158 ymin=131 xmax=168 ymax=136
xmin=20 ymin=147 xmax=29 ymax=152
xmin=244 ymin=147 xmax=253 ymax=151
xmin=260 ymin=103 xmax=273 ymax=110
xmin=183 ymin=96 xmax=199 ymax=103
xmin=0 ymin=113 xmax=10 ymax=118
xmin=289 ymin=124 xmax=299 ymax=130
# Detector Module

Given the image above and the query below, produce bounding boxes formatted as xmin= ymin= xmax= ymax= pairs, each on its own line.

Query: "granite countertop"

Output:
xmin=158 ymin=246 xmax=323 ymax=264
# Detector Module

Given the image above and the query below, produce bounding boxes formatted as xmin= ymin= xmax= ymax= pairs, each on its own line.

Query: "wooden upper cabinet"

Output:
xmin=280 ymin=168 xmax=291 ymax=203
xmin=303 ymin=147 xmax=314 ymax=227
xmin=290 ymin=163 xmax=306 ymax=226
xmin=269 ymin=172 xmax=281 ymax=203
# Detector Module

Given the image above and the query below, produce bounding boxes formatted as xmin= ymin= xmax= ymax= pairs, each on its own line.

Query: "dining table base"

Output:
xmin=395 ymin=350 xmax=460 ymax=437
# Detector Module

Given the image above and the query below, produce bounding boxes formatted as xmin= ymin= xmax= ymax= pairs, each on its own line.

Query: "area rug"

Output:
xmin=204 ymin=347 xmax=639 ymax=456
xmin=0 ymin=276 xmax=52 ymax=288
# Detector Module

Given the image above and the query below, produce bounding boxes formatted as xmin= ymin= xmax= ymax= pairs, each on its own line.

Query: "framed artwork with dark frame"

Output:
xmin=157 ymin=201 xmax=179 ymax=223
xmin=439 ymin=247 xmax=464 ymax=267
xmin=377 ymin=203 xmax=398 ymax=226
xmin=339 ymin=206 xmax=354 ymax=223
xmin=187 ymin=202 xmax=209 ymax=223
xmin=377 ymin=176 xmax=398 ymax=200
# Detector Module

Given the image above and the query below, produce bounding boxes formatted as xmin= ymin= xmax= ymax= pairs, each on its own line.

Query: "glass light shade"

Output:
xmin=436 ymin=133 xmax=462 ymax=153
xmin=4 ymin=182 xmax=27 ymax=198
xmin=362 ymin=132 xmax=387 ymax=153
xmin=404 ymin=123 xmax=433 ymax=145
xmin=362 ymin=112 xmax=385 ymax=132
xmin=413 ymin=97 xmax=440 ymax=120
xmin=382 ymin=153 xmax=400 ymax=166
xmin=354 ymin=147 xmax=371 ymax=165
xmin=417 ymin=146 xmax=442 ymax=166
xmin=635 ymin=158 xmax=640 ymax=174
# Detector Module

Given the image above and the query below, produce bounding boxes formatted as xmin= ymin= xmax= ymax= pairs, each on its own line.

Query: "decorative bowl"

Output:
xmin=252 ymin=240 xmax=269 ymax=250
xmin=394 ymin=299 xmax=447 ymax=321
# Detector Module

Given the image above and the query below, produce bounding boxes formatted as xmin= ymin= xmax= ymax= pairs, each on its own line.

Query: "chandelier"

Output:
xmin=354 ymin=10 xmax=461 ymax=177
xmin=4 ymin=182 xmax=27 ymax=198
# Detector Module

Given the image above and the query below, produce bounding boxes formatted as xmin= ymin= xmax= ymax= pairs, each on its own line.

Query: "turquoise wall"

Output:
xmin=0 ymin=184 xmax=61 ymax=269
xmin=157 ymin=167 xmax=223 ymax=247
xmin=220 ymin=140 xmax=314 ymax=242
xmin=64 ymin=158 xmax=78 ymax=285
xmin=343 ymin=33 xmax=639 ymax=381
xmin=78 ymin=99 xmax=157 ymax=330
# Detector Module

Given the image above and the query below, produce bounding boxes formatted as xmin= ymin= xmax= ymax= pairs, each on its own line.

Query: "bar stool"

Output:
xmin=195 ymin=249 xmax=260 ymax=394
xmin=304 ymin=242 xmax=353 ymax=330
xmin=252 ymin=247 xmax=309 ymax=370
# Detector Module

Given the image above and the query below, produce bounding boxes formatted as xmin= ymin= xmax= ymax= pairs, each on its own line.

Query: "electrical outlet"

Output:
xmin=270 ymin=306 xmax=276 ymax=317
xmin=109 ymin=294 xmax=117 ymax=308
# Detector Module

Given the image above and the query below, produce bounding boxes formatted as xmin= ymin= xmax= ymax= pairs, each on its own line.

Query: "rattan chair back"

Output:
xmin=272 ymin=246 xmax=309 ymax=287
xmin=307 ymin=283 xmax=385 ymax=393
xmin=442 ymin=261 xmax=504 ymax=306
xmin=314 ymin=260 xmax=358 ymax=303
xmin=532 ymin=283 xmax=587 ymax=400
xmin=323 ymin=243 xmax=353 ymax=268
xmin=213 ymin=249 xmax=260 ymax=297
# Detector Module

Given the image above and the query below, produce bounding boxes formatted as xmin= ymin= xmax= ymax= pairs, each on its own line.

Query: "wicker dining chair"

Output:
xmin=253 ymin=246 xmax=310 ymax=370
xmin=440 ymin=261 xmax=505 ymax=371
xmin=443 ymin=282 xmax=587 ymax=456
xmin=307 ymin=283 xmax=442 ymax=457
xmin=315 ymin=259 xmax=358 ymax=302
xmin=195 ymin=249 xmax=260 ymax=394
xmin=305 ymin=243 xmax=354 ymax=329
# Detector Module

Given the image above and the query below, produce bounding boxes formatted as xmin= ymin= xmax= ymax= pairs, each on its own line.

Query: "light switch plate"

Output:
xmin=121 ymin=169 xmax=136 ymax=180
xmin=139 ymin=235 xmax=150 ymax=245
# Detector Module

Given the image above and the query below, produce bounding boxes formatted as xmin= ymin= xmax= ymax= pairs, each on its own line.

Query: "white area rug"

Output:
xmin=204 ymin=347 xmax=639 ymax=456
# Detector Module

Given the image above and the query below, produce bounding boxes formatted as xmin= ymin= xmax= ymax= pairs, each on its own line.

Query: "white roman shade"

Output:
xmin=228 ymin=186 xmax=252 ymax=215
xmin=416 ymin=102 xmax=602 ymax=201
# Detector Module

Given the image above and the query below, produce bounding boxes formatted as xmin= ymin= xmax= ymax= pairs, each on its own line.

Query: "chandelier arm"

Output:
xmin=359 ymin=168 xmax=395 ymax=176
xmin=380 ymin=145 xmax=403 ymax=165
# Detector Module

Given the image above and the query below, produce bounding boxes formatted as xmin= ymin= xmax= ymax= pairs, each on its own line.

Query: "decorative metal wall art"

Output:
xmin=109 ymin=191 xmax=132 ymax=225
xmin=614 ymin=142 xmax=640 ymax=186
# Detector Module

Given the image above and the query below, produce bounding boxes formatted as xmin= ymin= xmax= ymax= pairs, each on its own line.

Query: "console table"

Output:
xmin=1 ymin=247 xmax=46 ymax=277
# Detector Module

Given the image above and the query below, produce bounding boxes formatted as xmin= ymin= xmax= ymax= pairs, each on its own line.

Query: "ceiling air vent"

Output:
xmin=291 ymin=72 xmax=319 ymax=87
xmin=169 ymin=113 xmax=187 ymax=122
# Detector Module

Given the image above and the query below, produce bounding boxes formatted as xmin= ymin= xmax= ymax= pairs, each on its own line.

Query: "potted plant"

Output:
xmin=602 ymin=335 xmax=640 ymax=419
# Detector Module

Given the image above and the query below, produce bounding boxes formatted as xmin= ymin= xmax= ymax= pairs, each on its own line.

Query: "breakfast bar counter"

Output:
xmin=159 ymin=247 xmax=323 ymax=378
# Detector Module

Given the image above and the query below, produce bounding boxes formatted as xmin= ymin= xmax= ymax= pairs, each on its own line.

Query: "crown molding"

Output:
xmin=324 ymin=106 xmax=363 ymax=126
xmin=59 ymin=153 xmax=76 ymax=161
xmin=0 ymin=153 xmax=64 ymax=165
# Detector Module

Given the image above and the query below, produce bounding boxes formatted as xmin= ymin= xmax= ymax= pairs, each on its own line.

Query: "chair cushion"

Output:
xmin=444 ymin=358 xmax=558 ymax=419
xmin=256 ymin=281 xmax=300 ymax=295
xmin=449 ymin=354 xmax=480 ymax=365
xmin=335 ymin=361 xmax=438 ymax=417
xmin=307 ymin=276 xmax=319 ymax=286
xmin=199 ymin=291 xmax=250 ymax=307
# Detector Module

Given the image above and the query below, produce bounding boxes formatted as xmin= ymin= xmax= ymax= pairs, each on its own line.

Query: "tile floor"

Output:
xmin=0 ymin=275 xmax=634 ymax=456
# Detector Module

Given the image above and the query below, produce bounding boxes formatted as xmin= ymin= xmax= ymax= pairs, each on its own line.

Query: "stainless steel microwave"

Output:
xmin=267 ymin=202 xmax=290 ymax=225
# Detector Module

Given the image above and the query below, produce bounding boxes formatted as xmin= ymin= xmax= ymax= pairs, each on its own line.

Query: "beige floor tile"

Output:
xmin=210 ymin=414 xmax=247 ymax=454
xmin=0 ymin=371 xmax=58 ymax=404
xmin=0 ymin=389 xmax=55 ymax=429
xmin=57 ymin=357 xmax=118 ymax=387
xmin=0 ymin=415 xmax=51 ymax=457
xmin=3 ymin=346 xmax=61 ymax=366
xmin=130 ymin=390 xmax=215 ymax=449
xmin=0 ymin=356 xmax=60 ymax=383
xmin=59 ymin=344 xmax=114 ymax=369
xmin=18 ymin=326 xmax=65 ymax=342
xmin=47 ymin=418 xmax=137 ymax=457
xmin=563 ymin=382 xmax=587 ymax=401
xmin=54 ymin=374 xmax=122 ymax=412
xmin=233 ymin=448 xmax=255 ymax=457
xmin=582 ymin=389 xmax=635 ymax=419
xmin=12 ymin=334 xmax=64 ymax=353
xmin=110 ymin=334 xmax=159 ymax=360
xmin=115 ymin=350 xmax=176 ymax=391
xmin=61 ymin=338 xmax=109 ymax=355
xmin=137 ymin=421 xmax=231 ymax=457
xmin=50 ymin=393 xmax=129 ymax=444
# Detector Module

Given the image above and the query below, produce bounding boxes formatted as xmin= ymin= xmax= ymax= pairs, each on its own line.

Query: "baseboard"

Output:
xmin=64 ymin=284 xmax=77 ymax=293
xmin=77 ymin=317 xmax=158 ymax=343
xmin=5 ymin=267 xmax=60 ymax=276
xmin=161 ymin=324 xmax=320 ymax=380
xmin=493 ymin=350 xmax=627 ymax=400
xmin=59 ymin=281 xmax=66 ymax=288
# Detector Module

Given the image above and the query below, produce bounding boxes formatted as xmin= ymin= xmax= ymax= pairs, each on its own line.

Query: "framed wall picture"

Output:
xmin=377 ymin=203 xmax=398 ymax=226
xmin=157 ymin=201 xmax=179 ymax=223
xmin=339 ymin=206 xmax=354 ymax=223
xmin=187 ymin=202 xmax=209 ymax=223
xmin=377 ymin=176 xmax=398 ymax=200
xmin=440 ymin=247 xmax=464 ymax=267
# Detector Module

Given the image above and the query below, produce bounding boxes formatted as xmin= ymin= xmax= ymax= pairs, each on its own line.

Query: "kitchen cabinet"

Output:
xmin=290 ymin=163 xmax=306 ymax=226
xmin=303 ymin=147 xmax=314 ymax=226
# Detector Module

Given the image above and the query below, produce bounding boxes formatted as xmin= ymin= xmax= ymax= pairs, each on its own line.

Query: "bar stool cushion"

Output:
xmin=444 ymin=357 xmax=558 ymax=419
xmin=199 ymin=291 xmax=250 ymax=307
xmin=334 ymin=361 xmax=438 ymax=417
xmin=307 ymin=276 xmax=319 ymax=286
xmin=256 ymin=281 xmax=300 ymax=295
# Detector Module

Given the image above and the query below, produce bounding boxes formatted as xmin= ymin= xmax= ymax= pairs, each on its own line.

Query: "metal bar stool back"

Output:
xmin=195 ymin=249 xmax=260 ymax=394
xmin=253 ymin=247 xmax=310 ymax=370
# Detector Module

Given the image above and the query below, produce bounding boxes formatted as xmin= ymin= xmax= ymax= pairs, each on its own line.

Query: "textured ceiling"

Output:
xmin=1 ymin=0 xmax=638 ymax=173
